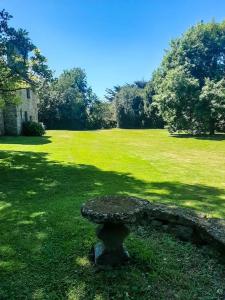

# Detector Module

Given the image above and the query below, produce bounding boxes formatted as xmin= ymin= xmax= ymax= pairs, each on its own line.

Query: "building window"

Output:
xmin=26 ymin=88 xmax=31 ymax=99
xmin=30 ymin=116 xmax=32 ymax=121
xmin=24 ymin=111 xmax=28 ymax=122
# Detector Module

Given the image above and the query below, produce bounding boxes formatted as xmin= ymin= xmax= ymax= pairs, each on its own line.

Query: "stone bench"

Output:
xmin=81 ymin=196 xmax=225 ymax=268
xmin=81 ymin=196 xmax=149 ymax=268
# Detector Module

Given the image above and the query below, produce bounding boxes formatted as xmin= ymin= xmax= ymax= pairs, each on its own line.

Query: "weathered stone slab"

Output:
xmin=81 ymin=195 xmax=149 ymax=224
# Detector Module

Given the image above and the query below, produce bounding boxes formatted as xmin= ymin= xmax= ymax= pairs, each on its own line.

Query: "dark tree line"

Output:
xmin=104 ymin=81 xmax=164 ymax=129
xmin=38 ymin=74 xmax=164 ymax=131
xmin=38 ymin=68 xmax=116 ymax=130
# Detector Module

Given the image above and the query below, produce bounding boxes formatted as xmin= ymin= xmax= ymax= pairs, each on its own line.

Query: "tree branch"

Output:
xmin=0 ymin=87 xmax=26 ymax=92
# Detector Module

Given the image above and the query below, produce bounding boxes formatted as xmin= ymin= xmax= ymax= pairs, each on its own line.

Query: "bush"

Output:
xmin=22 ymin=121 xmax=45 ymax=136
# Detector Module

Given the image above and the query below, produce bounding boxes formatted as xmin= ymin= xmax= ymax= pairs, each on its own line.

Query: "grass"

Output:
xmin=0 ymin=129 xmax=224 ymax=299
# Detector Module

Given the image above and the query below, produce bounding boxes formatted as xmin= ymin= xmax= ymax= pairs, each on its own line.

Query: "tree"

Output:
xmin=55 ymin=68 xmax=90 ymax=129
xmin=104 ymin=85 xmax=121 ymax=102
xmin=39 ymin=68 xmax=100 ymax=130
xmin=38 ymin=80 xmax=60 ymax=129
xmin=0 ymin=9 xmax=51 ymax=107
xmin=155 ymin=21 xmax=225 ymax=134
xmin=134 ymin=80 xmax=147 ymax=89
xmin=198 ymin=78 xmax=225 ymax=134
xmin=154 ymin=66 xmax=200 ymax=133
xmin=104 ymin=79 xmax=164 ymax=129
xmin=143 ymin=79 xmax=164 ymax=129
xmin=115 ymin=85 xmax=145 ymax=128
xmin=86 ymin=101 xmax=116 ymax=129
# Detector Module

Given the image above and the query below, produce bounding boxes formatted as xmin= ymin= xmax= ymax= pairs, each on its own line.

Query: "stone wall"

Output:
xmin=0 ymin=109 xmax=4 ymax=135
xmin=139 ymin=202 xmax=225 ymax=255
xmin=4 ymin=104 xmax=19 ymax=135
xmin=3 ymin=89 xmax=39 ymax=135
xmin=17 ymin=89 xmax=39 ymax=122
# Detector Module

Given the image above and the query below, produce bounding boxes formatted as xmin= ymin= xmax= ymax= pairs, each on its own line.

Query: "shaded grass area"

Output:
xmin=171 ymin=133 xmax=225 ymax=141
xmin=0 ymin=130 xmax=225 ymax=299
xmin=0 ymin=135 xmax=51 ymax=145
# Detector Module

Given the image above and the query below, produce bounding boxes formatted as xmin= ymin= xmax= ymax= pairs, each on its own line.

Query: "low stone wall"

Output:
xmin=140 ymin=202 xmax=225 ymax=255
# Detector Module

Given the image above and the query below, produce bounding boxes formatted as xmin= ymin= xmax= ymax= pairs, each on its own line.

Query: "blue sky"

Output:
xmin=1 ymin=0 xmax=225 ymax=98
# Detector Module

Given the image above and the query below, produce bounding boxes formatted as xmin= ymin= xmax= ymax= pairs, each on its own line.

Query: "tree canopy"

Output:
xmin=104 ymin=81 xmax=164 ymax=129
xmin=39 ymin=68 xmax=91 ymax=129
xmin=0 ymin=9 xmax=51 ymax=107
xmin=38 ymin=68 xmax=115 ymax=130
xmin=154 ymin=21 xmax=225 ymax=134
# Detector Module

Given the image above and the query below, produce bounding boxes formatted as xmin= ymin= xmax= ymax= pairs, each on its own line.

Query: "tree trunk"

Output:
xmin=209 ymin=119 xmax=215 ymax=135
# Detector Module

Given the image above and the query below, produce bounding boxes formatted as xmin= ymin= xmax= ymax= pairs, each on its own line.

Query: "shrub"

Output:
xmin=22 ymin=121 xmax=45 ymax=136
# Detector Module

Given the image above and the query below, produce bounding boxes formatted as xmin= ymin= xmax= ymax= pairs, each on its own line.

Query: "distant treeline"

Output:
xmin=38 ymin=20 xmax=225 ymax=135
xmin=38 ymin=72 xmax=164 ymax=130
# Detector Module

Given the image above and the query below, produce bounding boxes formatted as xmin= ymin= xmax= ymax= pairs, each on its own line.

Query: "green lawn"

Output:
xmin=0 ymin=129 xmax=225 ymax=299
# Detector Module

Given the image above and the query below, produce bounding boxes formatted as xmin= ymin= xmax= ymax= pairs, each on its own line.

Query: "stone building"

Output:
xmin=0 ymin=89 xmax=39 ymax=135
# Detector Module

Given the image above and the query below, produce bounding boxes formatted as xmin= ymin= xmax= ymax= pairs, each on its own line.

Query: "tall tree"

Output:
xmin=143 ymin=79 xmax=164 ymax=129
xmin=198 ymin=78 xmax=225 ymax=134
xmin=105 ymin=80 xmax=164 ymax=129
xmin=86 ymin=100 xmax=116 ymax=129
xmin=104 ymin=85 xmax=121 ymax=102
xmin=0 ymin=9 xmax=51 ymax=107
xmin=39 ymin=68 xmax=100 ymax=130
xmin=155 ymin=21 xmax=225 ymax=134
xmin=38 ymin=80 xmax=60 ymax=128
xmin=115 ymin=84 xmax=145 ymax=128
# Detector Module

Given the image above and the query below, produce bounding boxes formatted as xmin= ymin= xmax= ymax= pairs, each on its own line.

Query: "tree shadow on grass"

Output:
xmin=0 ymin=150 xmax=224 ymax=299
xmin=0 ymin=135 xmax=51 ymax=145
xmin=171 ymin=133 xmax=225 ymax=141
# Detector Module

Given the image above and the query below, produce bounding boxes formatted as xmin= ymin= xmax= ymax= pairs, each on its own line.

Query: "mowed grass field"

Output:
xmin=0 ymin=129 xmax=225 ymax=299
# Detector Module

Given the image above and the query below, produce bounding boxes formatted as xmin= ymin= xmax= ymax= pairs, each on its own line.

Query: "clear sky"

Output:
xmin=1 ymin=0 xmax=225 ymax=98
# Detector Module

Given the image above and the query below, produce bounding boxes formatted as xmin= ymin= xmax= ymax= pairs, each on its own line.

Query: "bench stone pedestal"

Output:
xmin=81 ymin=196 xmax=149 ymax=268
xmin=94 ymin=223 xmax=130 ymax=266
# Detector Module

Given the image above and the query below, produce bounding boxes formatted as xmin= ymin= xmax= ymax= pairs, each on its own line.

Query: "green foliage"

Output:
xmin=22 ymin=121 xmax=45 ymax=136
xmin=154 ymin=66 xmax=200 ymax=133
xmin=155 ymin=21 xmax=225 ymax=134
xmin=39 ymin=68 xmax=103 ymax=130
xmin=55 ymin=68 xmax=91 ymax=129
xmin=198 ymin=78 xmax=225 ymax=134
xmin=87 ymin=101 xmax=116 ymax=129
xmin=39 ymin=75 xmax=163 ymax=131
xmin=0 ymin=10 xmax=52 ymax=105
xmin=143 ymin=81 xmax=164 ymax=129
xmin=115 ymin=85 xmax=145 ymax=128
xmin=37 ymin=80 xmax=60 ymax=129
xmin=104 ymin=85 xmax=122 ymax=102
xmin=107 ymin=82 xmax=164 ymax=129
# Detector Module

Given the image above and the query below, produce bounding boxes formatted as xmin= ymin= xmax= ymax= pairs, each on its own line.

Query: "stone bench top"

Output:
xmin=81 ymin=195 xmax=149 ymax=224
